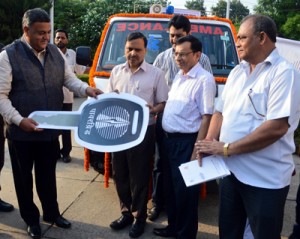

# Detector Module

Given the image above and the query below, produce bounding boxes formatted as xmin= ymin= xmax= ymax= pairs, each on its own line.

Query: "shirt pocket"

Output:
xmin=243 ymin=90 xmax=267 ymax=120
xmin=173 ymin=93 xmax=191 ymax=115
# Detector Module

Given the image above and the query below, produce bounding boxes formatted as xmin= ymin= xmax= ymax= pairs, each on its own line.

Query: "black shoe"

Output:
xmin=129 ymin=220 xmax=145 ymax=238
xmin=153 ymin=226 xmax=177 ymax=238
xmin=148 ymin=206 xmax=161 ymax=221
xmin=289 ymin=224 xmax=300 ymax=239
xmin=44 ymin=215 xmax=71 ymax=228
xmin=62 ymin=155 xmax=71 ymax=163
xmin=27 ymin=224 xmax=41 ymax=239
xmin=110 ymin=213 xmax=134 ymax=230
xmin=0 ymin=199 xmax=14 ymax=212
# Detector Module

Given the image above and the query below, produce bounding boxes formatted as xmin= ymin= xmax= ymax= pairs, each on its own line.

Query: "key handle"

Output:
xmin=29 ymin=93 xmax=149 ymax=152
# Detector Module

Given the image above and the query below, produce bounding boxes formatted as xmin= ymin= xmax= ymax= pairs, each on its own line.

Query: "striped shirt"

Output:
xmin=153 ymin=47 xmax=212 ymax=86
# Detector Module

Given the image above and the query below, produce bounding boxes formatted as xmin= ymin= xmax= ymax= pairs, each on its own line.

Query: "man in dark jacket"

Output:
xmin=0 ymin=8 xmax=101 ymax=239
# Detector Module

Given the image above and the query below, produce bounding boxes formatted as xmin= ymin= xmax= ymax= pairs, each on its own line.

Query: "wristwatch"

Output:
xmin=223 ymin=143 xmax=230 ymax=157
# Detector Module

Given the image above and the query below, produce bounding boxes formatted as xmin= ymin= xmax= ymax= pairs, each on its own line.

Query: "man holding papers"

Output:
xmin=196 ymin=14 xmax=300 ymax=239
xmin=153 ymin=35 xmax=215 ymax=239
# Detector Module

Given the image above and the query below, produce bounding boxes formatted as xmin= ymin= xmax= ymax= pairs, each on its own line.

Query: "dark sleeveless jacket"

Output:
xmin=5 ymin=40 xmax=64 ymax=141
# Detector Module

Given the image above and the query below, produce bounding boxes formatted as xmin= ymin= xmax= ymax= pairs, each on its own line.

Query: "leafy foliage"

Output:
xmin=211 ymin=0 xmax=249 ymax=24
xmin=0 ymin=0 xmax=51 ymax=45
xmin=254 ymin=0 xmax=300 ymax=39
xmin=185 ymin=0 xmax=207 ymax=16
xmin=281 ymin=14 xmax=300 ymax=40
xmin=62 ymin=0 xmax=167 ymax=54
xmin=1 ymin=0 xmax=298 ymax=50
xmin=211 ymin=0 xmax=227 ymax=18
xmin=76 ymin=74 xmax=89 ymax=84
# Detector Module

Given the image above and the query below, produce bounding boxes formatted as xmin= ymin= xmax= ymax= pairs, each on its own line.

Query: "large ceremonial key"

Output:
xmin=28 ymin=93 xmax=149 ymax=152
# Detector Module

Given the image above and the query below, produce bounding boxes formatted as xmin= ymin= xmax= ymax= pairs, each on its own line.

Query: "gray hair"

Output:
xmin=22 ymin=8 xmax=50 ymax=28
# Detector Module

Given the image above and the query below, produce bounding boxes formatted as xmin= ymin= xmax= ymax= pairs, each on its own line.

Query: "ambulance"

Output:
xmin=77 ymin=7 xmax=239 ymax=176
xmin=78 ymin=9 xmax=239 ymax=98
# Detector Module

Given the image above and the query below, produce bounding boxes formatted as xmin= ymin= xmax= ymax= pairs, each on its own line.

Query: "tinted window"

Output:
xmin=96 ymin=20 xmax=238 ymax=77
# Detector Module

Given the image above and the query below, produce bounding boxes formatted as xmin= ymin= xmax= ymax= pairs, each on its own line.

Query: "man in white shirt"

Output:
xmin=55 ymin=29 xmax=87 ymax=163
xmin=196 ymin=14 xmax=300 ymax=238
xmin=148 ymin=14 xmax=213 ymax=222
xmin=153 ymin=35 xmax=215 ymax=238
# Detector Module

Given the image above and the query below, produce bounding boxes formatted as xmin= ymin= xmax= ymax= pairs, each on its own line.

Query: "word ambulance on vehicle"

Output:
xmin=79 ymin=6 xmax=239 ymax=99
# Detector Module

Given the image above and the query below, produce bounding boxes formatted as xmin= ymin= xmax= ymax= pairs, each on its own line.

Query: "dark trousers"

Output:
xmin=291 ymin=183 xmax=300 ymax=237
xmin=0 ymin=116 xmax=4 ymax=191
xmin=151 ymin=112 xmax=165 ymax=210
xmin=296 ymin=183 xmax=300 ymax=225
xmin=112 ymin=125 xmax=155 ymax=222
xmin=60 ymin=103 xmax=72 ymax=157
xmin=8 ymin=140 xmax=61 ymax=226
xmin=219 ymin=174 xmax=289 ymax=239
xmin=163 ymin=132 xmax=200 ymax=239
xmin=0 ymin=116 xmax=4 ymax=172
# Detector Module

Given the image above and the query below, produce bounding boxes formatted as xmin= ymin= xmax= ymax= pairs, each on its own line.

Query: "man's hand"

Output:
xmin=195 ymin=139 xmax=224 ymax=156
xmin=19 ymin=118 xmax=43 ymax=132
xmin=146 ymin=104 xmax=156 ymax=114
xmin=86 ymin=87 xmax=103 ymax=98
xmin=190 ymin=146 xmax=203 ymax=166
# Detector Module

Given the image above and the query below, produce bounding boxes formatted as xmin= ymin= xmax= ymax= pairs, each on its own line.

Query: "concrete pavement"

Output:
xmin=0 ymin=96 xmax=297 ymax=239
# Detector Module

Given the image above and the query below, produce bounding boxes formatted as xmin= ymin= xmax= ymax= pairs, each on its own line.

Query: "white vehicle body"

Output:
xmin=276 ymin=37 xmax=300 ymax=70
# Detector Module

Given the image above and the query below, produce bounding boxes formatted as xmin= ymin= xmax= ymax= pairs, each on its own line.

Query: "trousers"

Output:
xmin=8 ymin=139 xmax=61 ymax=225
xmin=163 ymin=132 xmax=199 ymax=239
xmin=112 ymin=125 xmax=155 ymax=221
xmin=60 ymin=103 xmax=72 ymax=157
xmin=219 ymin=173 xmax=289 ymax=239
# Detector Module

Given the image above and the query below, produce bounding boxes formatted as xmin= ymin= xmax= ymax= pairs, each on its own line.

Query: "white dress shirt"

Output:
xmin=217 ymin=49 xmax=300 ymax=189
xmin=162 ymin=62 xmax=216 ymax=133
xmin=63 ymin=48 xmax=87 ymax=104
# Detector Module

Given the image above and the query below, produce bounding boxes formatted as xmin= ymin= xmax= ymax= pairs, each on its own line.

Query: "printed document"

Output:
xmin=179 ymin=155 xmax=231 ymax=187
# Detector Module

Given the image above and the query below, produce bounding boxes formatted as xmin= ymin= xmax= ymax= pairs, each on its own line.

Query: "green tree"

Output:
xmin=0 ymin=0 xmax=51 ymax=45
xmin=281 ymin=14 xmax=300 ymax=40
xmin=54 ymin=0 xmax=90 ymax=49
xmin=230 ymin=0 xmax=250 ymax=23
xmin=211 ymin=0 xmax=249 ymax=24
xmin=185 ymin=0 xmax=207 ymax=16
xmin=69 ymin=0 xmax=165 ymax=54
xmin=211 ymin=0 xmax=227 ymax=18
xmin=254 ymin=0 xmax=300 ymax=39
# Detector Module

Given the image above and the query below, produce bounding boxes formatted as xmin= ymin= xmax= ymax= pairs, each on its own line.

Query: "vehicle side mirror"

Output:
xmin=76 ymin=46 xmax=93 ymax=66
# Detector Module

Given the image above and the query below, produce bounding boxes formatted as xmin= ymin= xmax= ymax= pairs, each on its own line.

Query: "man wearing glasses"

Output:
xmin=153 ymin=35 xmax=215 ymax=238
xmin=148 ymin=14 xmax=212 ymax=223
xmin=196 ymin=14 xmax=300 ymax=238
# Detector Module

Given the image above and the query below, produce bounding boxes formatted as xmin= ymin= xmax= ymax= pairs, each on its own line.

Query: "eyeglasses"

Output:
xmin=248 ymin=89 xmax=265 ymax=117
xmin=173 ymin=51 xmax=194 ymax=58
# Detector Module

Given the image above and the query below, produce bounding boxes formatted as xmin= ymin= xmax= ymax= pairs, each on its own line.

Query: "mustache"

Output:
xmin=56 ymin=43 xmax=66 ymax=49
xmin=128 ymin=56 xmax=138 ymax=60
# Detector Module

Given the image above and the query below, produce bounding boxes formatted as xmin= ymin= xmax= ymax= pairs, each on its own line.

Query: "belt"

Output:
xmin=164 ymin=131 xmax=198 ymax=138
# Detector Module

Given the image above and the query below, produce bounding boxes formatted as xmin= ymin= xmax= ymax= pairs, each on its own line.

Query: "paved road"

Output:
xmin=0 ymin=96 xmax=297 ymax=238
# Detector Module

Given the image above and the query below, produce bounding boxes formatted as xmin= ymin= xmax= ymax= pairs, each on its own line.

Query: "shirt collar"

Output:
xmin=21 ymin=35 xmax=46 ymax=56
xmin=65 ymin=48 xmax=70 ymax=57
xmin=178 ymin=62 xmax=201 ymax=79
xmin=123 ymin=59 xmax=147 ymax=72
xmin=240 ymin=48 xmax=279 ymax=69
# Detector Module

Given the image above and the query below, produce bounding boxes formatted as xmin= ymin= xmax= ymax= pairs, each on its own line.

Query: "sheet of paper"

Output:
xmin=179 ymin=155 xmax=231 ymax=187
